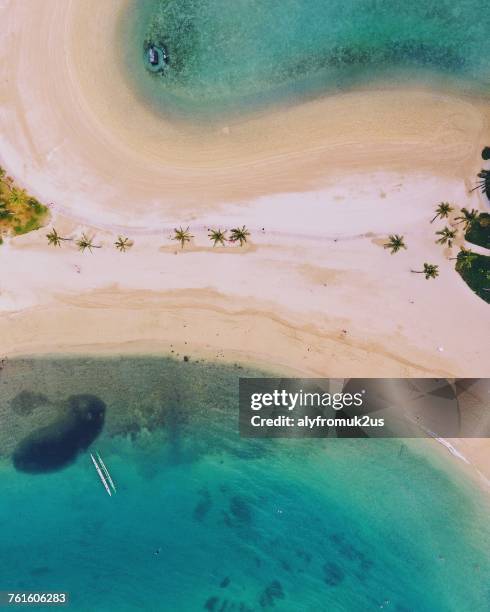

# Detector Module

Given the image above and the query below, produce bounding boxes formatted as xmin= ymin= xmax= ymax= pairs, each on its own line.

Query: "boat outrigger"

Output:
xmin=90 ymin=452 xmax=116 ymax=496
xmin=96 ymin=451 xmax=117 ymax=493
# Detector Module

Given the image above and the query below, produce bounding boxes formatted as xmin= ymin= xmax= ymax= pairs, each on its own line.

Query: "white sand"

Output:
xmin=0 ymin=0 xmax=489 ymax=484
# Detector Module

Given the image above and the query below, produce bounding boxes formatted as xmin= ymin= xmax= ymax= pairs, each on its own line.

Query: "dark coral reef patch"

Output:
xmin=12 ymin=394 xmax=106 ymax=473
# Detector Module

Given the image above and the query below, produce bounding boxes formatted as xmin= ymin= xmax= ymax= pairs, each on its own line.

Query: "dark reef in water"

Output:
xmin=323 ymin=562 xmax=345 ymax=586
xmin=12 ymin=394 xmax=106 ymax=473
xmin=259 ymin=581 xmax=284 ymax=608
xmin=229 ymin=495 xmax=253 ymax=523
xmin=193 ymin=488 xmax=212 ymax=522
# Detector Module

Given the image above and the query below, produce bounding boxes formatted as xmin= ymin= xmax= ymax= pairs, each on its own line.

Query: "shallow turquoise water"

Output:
xmin=120 ymin=0 xmax=490 ymax=119
xmin=0 ymin=357 xmax=489 ymax=611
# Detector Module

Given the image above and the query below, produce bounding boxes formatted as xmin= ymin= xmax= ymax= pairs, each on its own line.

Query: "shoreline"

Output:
xmin=0 ymin=0 xmax=489 ymax=497
xmin=2 ymin=338 xmax=489 ymax=494
xmin=1 ymin=1 xmax=490 ymax=224
xmin=1 ymin=275 xmax=489 ymax=491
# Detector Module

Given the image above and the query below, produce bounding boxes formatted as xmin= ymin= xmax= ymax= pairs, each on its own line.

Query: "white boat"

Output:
xmin=90 ymin=453 xmax=112 ymax=496
xmin=148 ymin=46 xmax=158 ymax=65
xmin=96 ymin=451 xmax=117 ymax=494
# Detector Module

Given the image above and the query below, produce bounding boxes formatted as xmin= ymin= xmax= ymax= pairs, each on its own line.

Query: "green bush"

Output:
xmin=455 ymin=250 xmax=490 ymax=303
xmin=465 ymin=213 xmax=490 ymax=249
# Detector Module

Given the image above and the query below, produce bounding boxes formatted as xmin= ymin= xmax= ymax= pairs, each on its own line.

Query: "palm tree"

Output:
xmin=76 ymin=233 xmax=101 ymax=253
xmin=229 ymin=225 xmax=250 ymax=246
xmin=172 ymin=226 xmax=193 ymax=249
xmin=383 ymin=234 xmax=406 ymax=254
xmin=46 ymin=228 xmax=71 ymax=247
xmin=411 ymin=263 xmax=439 ymax=280
xmin=208 ymin=228 xmax=227 ymax=247
xmin=114 ymin=236 xmax=132 ymax=252
xmin=435 ymin=226 xmax=457 ymax=248
xmin=431 ymin=202 xmax=453 ymax=223
xmin=454 ymin=208 xmax=478 ymax=231
xmin=453 ymin=248 xmax=478 ymax=271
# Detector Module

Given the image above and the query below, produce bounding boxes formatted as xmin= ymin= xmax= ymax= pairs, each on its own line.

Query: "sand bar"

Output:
xmin=1 ymin=0 xmax=490 ymax=223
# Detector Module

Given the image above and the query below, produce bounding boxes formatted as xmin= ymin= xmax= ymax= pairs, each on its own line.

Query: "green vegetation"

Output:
xmin=383 ymin=234 xmax=406 ymax=254
xmin=431 ymin=202 xmax=453 ymax=223
xmin=451 ymin=247 xmax=478 ymax=269
xmin=208 ymin=228 xmax=227 ymax=247
xmin=115 ymin=236 xmax=133 ymax=252
xmin=464 ymin=212 xmax=490 ymax=249
xmin=46 ymin=228 xmax=71 ymax=247
xmin=172 ymin=226 xmax=193 ymax=249
xmin=229 ymin=225 xmax=250 ymax=246
xmin=411 ymin=263 xmax=439 ymax=280
xmin=0 ymin=166 xmax=49 ymax=240
xmin=471 ymin=169 xmax=489 ymax=197
xmin=435 ymin=226 xmax=457 ymax=248
xmin=455 ymin=207 xmax=478 ymax=231
xmin=455 ymin=249 xmax=490 ymax=303
xmin=76 ymin=233 xmax=101 ymax=253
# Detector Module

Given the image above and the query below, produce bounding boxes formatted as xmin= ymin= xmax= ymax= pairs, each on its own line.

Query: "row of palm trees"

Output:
xmin=45 ymin=201 xmax=478 ymax=281
xmin=45 ymin=225 xmax=251 ymax=252
xmin=431 ymin=202 xmax=479 ymax=232
xmin=176 ymin=225 xmax=250 ymax=248
xmin=382 ymin=202 xmax=482 ymax=280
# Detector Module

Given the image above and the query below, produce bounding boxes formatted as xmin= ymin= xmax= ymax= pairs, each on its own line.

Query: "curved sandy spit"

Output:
xmin=1 ymin=0 xmax=490 ymax=223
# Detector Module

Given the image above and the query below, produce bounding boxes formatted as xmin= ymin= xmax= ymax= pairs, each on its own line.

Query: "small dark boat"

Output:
xmin=148 ymin=47 xmax=159 ymax=66
xmin=146 ymin=44 xmax=168 ymax=72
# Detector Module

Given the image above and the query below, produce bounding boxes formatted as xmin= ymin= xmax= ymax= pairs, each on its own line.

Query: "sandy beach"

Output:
xmin=0 ymin=0 xmax=489 ymax=487
xmin=2 ymin=0 xmax=490 ymax=222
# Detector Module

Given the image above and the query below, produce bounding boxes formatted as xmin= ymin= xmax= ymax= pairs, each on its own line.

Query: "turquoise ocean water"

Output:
xmin=0 ymin=357 xmax=489 ymax=611
xmin=119 ymin=0 xmax=490 ymax=119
